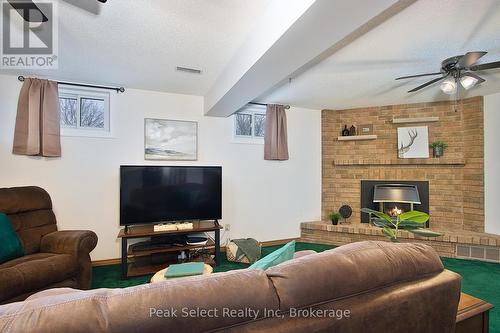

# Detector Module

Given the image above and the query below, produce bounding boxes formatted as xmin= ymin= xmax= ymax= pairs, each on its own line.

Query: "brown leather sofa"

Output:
xmin=0 ymin=241 xmax=461 ymax=333
xmin=0 ymin=186 xmax=98 ymax=304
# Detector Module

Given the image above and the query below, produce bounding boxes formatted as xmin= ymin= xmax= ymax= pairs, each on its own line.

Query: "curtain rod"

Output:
xmin=248 ymin=102 xmax=290 ymax=109
xmin=17 ymin=76 xmax=125 ymax=93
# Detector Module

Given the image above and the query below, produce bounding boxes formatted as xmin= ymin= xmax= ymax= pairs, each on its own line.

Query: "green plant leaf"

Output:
xmin=382 ymin=226 xmax=396 ymax=239
xmin=329 ymin=212 xmax=341 ymax=220
xmin=409 ymin=229 xmax=442 ymax=238
xmin=361 ymin=208 xmax=392 ymax=223
xmin=372 ymin=218 xmax=392 ymax=228
xmin=399 ymin=211 xmax=430 ymax=223
xmin=430 ymin=141 xmax=448 ymax=149
xmin=398 ymin=220 xmax=422 ymax=229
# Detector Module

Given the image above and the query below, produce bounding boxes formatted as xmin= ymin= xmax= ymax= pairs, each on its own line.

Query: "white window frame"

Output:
xmin=59 ymin=86 xmax=112 ymax=138
xmin=232 ymin=108 xmax=266 ymax=145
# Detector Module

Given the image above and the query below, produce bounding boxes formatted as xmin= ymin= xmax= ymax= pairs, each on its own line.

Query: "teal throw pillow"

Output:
xmin=248 ymin=240 xmax=295 ymax=270
xmin=0 ymin=213 xmax=24 ymax=264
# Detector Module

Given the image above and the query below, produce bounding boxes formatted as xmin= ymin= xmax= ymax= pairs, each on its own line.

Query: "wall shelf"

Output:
xmin=392 ymin=116 xmax=439 ymax=124
xmin=337 ymin=135 xmax=377 ymax=141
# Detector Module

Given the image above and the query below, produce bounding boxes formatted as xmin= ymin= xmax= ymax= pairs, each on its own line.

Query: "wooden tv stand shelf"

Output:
xmin=117 ymin=221 xmax=222 ymax=279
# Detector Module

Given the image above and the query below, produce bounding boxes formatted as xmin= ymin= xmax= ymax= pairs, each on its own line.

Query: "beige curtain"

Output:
xmin=264 ymin=104 xmax=289 ymax=160
xmin=13 ymin=78 xmax=61 ymax=157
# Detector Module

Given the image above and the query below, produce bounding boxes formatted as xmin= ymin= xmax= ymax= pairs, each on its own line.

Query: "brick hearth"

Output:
xmin=300 ymin=221 xmax=500 ymax=260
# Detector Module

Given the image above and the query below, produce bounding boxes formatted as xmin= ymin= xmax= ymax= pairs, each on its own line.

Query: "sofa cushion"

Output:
xmin=0 ymin=269 xmax=280 ymax=333
xmin=0 ymin=186 xmax=53 ymax=214
xmin=0 ymin=213 xmax=24 ymax=264
xmin=266 ymin=241 xmax=445 ymax=310
xmin=0 ymin=187 xmax=57 ymax=255
xmin=249 ymin=240 xmax=295 ymax=270
xmin=0 ymin=253 xmax=78 ymax=303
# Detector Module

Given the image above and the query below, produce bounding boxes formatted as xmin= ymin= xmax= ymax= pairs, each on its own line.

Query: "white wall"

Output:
xmin=0 ymin=74 xmax=321 ymax=260
xmin=485 ymin=92 xmax=500 ymax=235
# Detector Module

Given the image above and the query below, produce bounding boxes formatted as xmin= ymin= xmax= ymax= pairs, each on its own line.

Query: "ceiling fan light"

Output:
xmin=460 ymin=75 xmax=478 ymax=90
xmin=440 ymin=78 xmax=457 ymax=95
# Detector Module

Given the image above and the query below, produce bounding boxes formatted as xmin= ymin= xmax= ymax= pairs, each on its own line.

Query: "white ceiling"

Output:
xmin=0 ymin=0 xmax=270 ymax=95
xmin=260 ymin=0 xmax=500 ymax=110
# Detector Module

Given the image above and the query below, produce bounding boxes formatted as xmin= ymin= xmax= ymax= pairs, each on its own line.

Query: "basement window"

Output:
xmin=232 ymin=107 xmax=266 ymax=144
xmin=59 ymin=87 xmax=111 ymax=137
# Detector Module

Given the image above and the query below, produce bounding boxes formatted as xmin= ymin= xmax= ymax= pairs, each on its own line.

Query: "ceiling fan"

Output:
xmin=7 ymin=0 xmax=107 ymax=23
xmin=395 ymin=51 xmax=500 ymax=94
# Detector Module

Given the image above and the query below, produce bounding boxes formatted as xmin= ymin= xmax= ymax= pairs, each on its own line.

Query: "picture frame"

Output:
xmin=144 ymin=118 xmax=198 ymax=161
xmin=397 ymin=126 xmax=429 ymax=159
xmin=359 ymin=124 xmax=374 ymax=135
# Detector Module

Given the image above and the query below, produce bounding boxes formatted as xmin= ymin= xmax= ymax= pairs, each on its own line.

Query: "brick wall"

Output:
xmin=322 ymin=97 xmax=484 ymax=232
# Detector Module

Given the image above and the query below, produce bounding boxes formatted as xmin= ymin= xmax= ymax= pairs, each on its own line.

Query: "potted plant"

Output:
xmin=329 ymin=212 xmax=341 ymax=225
xmin=429 ymin=141 xmax=448 ymax=157
xmin=360 ymin=208 xmax=441 ymax=242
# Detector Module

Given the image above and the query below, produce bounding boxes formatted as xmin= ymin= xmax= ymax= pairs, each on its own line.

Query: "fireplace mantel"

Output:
xmin=333 ymin=158 xmax=465 ymax=166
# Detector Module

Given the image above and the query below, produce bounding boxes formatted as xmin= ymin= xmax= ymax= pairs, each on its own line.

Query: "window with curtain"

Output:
xmin=58 ymin=87 xmax=111 ymax=137
xmin=232 ymin=106 xmax=266 ymax=144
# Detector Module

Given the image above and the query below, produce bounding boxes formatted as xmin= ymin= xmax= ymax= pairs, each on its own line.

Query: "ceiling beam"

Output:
xmin=204 ymin=0 xmax=417 ymax=117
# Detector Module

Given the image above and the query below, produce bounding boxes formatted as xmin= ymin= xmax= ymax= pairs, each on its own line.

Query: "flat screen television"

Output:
xmin=120 ymin=166 xmax=222 ymax=226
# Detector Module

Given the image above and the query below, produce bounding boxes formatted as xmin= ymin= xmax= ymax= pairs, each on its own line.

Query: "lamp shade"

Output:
xmin=460 ymin=75 xmax=479 ymax=90
xmin=440 ymin=78 xmax=457 ymax=95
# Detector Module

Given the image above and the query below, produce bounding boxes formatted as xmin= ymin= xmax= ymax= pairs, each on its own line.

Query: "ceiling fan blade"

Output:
xmin=470 ymin=61 xmax=500 ymax=71
xmin=462 ymin=72 xmax=485 ymax=84
xmin=395 ymin=72 xmax=442 ymax=80
xmin=458 ymin=51 xmax=487 ymax=68
xmin=7 ymin=0 xmax=48 ymax=22
xmin=407 ymin=76 xmax=445 ymax=93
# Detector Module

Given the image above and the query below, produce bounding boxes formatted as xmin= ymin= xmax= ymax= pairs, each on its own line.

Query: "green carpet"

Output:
xmin=441 ymin=257 xmax=500 ymax=332
xmin=92 ymin=242 xmax=499 ymax=331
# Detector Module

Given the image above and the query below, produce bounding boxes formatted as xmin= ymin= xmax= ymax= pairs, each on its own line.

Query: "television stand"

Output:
xmin=117 ymin=220 xmax=222 ymax=279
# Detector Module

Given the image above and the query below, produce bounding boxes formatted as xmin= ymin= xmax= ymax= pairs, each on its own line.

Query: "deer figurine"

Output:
xmin=398 ymin=129 xmax=418 ymax=158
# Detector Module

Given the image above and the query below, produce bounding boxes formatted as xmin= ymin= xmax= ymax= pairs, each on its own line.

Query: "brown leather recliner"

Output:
xmin=0 ymin=186 xmax=98 ymax=304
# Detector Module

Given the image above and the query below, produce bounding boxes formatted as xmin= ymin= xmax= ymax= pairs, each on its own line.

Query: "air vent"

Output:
xmin=456 ymin=244 xmax=500 ymax=263
xmin=456 ymin=245 xmax=470 ymax=257
xmin=486 ymin=248 xmax=500 ymax=261
xmin=176 ymin=66 xmax=202 ymax=74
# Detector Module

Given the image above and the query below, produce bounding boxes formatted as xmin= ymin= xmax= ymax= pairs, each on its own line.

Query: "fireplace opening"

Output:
xmin=374 ymin=183 xmax=420 ymax=218
xmin=383 ymin=202 xmax=411 ymax=217
xmin=361 ymin=181 xmax=429 ymax=226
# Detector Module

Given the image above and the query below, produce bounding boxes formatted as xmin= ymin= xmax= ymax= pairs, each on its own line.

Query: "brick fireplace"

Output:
xmin=321 ymin=97 xmax=483 ymax=232
xmin=301 ymin=96 xmax=500 ymax=261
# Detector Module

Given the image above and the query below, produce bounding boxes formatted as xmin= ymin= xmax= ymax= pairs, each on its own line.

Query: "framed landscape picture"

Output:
xmin=144 ymin=119 xmax=197 ymax=160
xmin=397 ymin=126 xmax=429 ymax=159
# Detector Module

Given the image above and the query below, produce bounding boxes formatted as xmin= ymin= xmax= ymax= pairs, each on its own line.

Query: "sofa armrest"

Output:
xmin=40 ymin=230 xmax=97 ymax=290
xmin=40 ymin=230 xmax=97 ymax=256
